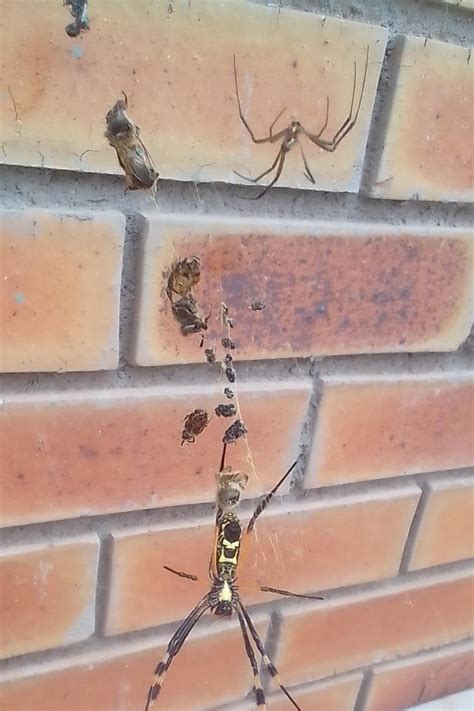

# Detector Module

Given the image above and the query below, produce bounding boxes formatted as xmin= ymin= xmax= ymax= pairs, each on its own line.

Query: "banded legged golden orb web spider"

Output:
xmin=144 ymin=442 xmax=323 ymax=710
xmin=233 ymin=45 xmax=370 ymax=199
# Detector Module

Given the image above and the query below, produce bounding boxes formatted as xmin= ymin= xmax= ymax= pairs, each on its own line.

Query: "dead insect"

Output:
xmin=216 ymin=466 xmax=249 ymax=512
xmin=64 ymin=0 xmax=89 ymax=37
xmin=221 ymin=337 xmax=237 ymax=350
xmin=215 ymin=403 xmax=237 ymax=418
xmin=224 ymin=366 xmax=236 ymax=383
xmin=181 ymin=409 xmax=211 ymax=445
xmin=250 ymin=300 xmax=266 ymax=311
xmin=223 ymin=419 xmax=248 ymax=444
xmin=171 ymin=295 xmax=210 ymax=337
xmin=204 ymin=347 xmax=216 ymax=364
xmin=232 ymin=46 xmax=369 ymax=198
xmin=224 ymin=387 xmax=235 ymax=399
xmin=105 ymin=92 xmax=159 ymax=191
xmin=221 ymin=302 xmax=235 ymax=329
xmin=166 ymin=256 xmax=201 ymax=300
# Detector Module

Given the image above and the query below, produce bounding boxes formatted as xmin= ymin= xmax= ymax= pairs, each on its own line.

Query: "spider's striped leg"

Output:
xmin=163 ymin=565 xmax=199 ymax=581
xmin=260 ymin=585 xmax=323 ymax=601
xmin=145 ymin=596 xmax=210 ymax=710
xmin=237 ymin=609 xmax=266 ymax=709
xmin=238 ymin=602 xmax=301 ymax=711
xmin=246 ymin=460 xmax=298 ymax=535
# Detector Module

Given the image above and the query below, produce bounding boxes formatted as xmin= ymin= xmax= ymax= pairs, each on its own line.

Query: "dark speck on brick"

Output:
xmin=79 ymin=445 xmax=98 ymax=458
xmin=372 ymin=291 xmax=393 ymax=305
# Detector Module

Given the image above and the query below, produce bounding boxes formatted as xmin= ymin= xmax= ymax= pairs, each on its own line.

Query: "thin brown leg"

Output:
xmin=303 ymin=45 xmax=369 ymax=152
xmin=234 ymin=147 xmax=283 ymax=184
xmin=233 ymin=55 xmax=287 ymax=144
xmin=314 ymin=95 xmax=330 ymax=138
xmin=240 ymin=149 xmax=287 ymax=199
xmin=299 ymin=143 xmax=315 ymax=183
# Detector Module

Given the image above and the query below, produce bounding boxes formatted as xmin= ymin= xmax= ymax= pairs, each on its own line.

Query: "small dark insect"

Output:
xmin=250 ymin=300 xmax=266 ymax=311
xmin=64 ymin=0 xmax=89 ymax=37
xmin=166 ymin=256 xmax=201 ymax=300
xmin=171 ymin=295 xmax=209 ymax=337
xmin=224 ymin=366 xmax=236 ymax=383
xmin=233 ymin=46 xmax=369 ymax=198
xmin=221 ymin=302 xmax=235 ymax=329
xmin=223 ymin=419 xmax=248 ymax=444
xmin=105 ymin=92 xmax=158 ymax=191
xmin=204 ymin=348 xmax=216 ymax=364
xmin=181 ymin=409 xmax=211 ymax=445
xmin=221 ymin=337 xmax=237 ymax=350
xmin=223 ymin=353 xmax=233 ymax=366
xmin=224 ymin=387 xmax=235 ymax=399
xmin=215 ymin=403 xmax=237 ymax=418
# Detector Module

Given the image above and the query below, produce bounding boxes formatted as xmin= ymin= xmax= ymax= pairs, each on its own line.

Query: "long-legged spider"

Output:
xmin=144 ymin=442 xmax=323 ymax=710
xmin=233 ymin=46 xmax=369 ymax=198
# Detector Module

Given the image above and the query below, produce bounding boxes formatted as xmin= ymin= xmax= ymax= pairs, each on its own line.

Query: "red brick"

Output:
xmin=0 ymin=1 xmax=386 ymax=193
xmin=277 ymin=568 xmax=474 ymax=686
xmin=365 ymin=640 xmax=474 ymax=711
xmin=0 ymin=617 xmax=268 ymax=711
xmin=233 ymin=672 xmax=363 ymax=711
xmin=308 ymin=374 xmax=474 ymax=487
xmin=0 ymin=209 xmax=124 ymax=372
xmin=0 ymin=381 xmax=309 ymax=527
xmin=370 ymin=37 xmax=473 ymax=202
xmin=104 ymin=485 xmax=419 ymax=636
xmin=134 ymin=216 xmax=473 ymax=365
xmin=409 ymin=476 xmax=474 ymax=570
xmin=0 ymin=537 xmax=98 ymax=659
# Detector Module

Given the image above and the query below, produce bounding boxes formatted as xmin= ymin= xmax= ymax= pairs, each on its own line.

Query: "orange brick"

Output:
xmin=104 ymin=485 xmax=419 ymax=636
xmin=308 ymin=374 xmax=474 ymax=487
xmin=0 ymin=1 xmax=386 ymax=194
xmin=233 ymin=672 xmax=362 ymax=711
xmin=277 ymin=568 xmax=474 ymax=686
xmin=0 ymin=381 xmax=309 ymax=527
xmin=409 ymin=476 xmax=474 ymax=570
xmin=0 ymin=209 xmax=124 ymax=372
xmin=0 ymin=616 xmax=268 ymax=711
xmin=0 ymin=537 xmax=98 ymax=659
xmin=365 ymin=639 xmax=474 ymax=711
xmin=370 ymin=36 xmax=473 ymax=202
xmin=134 ymin=216 xmax=473 ymax=365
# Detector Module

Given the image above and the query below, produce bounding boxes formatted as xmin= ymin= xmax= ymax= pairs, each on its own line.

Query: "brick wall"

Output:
xmin=0 ymin=1 xmax=473 ymax=711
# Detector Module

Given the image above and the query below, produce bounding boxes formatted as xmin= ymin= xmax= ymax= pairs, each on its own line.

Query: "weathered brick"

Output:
xmin=0 ymin=0 xmax=386 ymax=193
xmin=365 ymin=639 xmax=474 ymax=711
xmin=233 ymin=671 xmax=363 ymax=711
xmin=134 ymin=216 xmax=473 ymax=365
xmin=0 ymin=617 xmax=268 ymax=711
xmin=277 ymin=568 xmax=474 ymax=686
xmin=370 ymin=36 xmax=473 ymax=202
xmin=0 ymin=209 xmax=124 ymax=373
xmin=409 ymin=476 xmax=474 ymax=570
xmin=0 ymin=381 xmax=309 ymax=527
xmin=434 ymin=0 xmax=474 ymax=10
xmin=0 ymin=537 xmax=99 ymax=659
xmin=308 ymin=374 xmax=474 ymax=487
xmin=104 ymin=485 xmax=419 ymax=635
